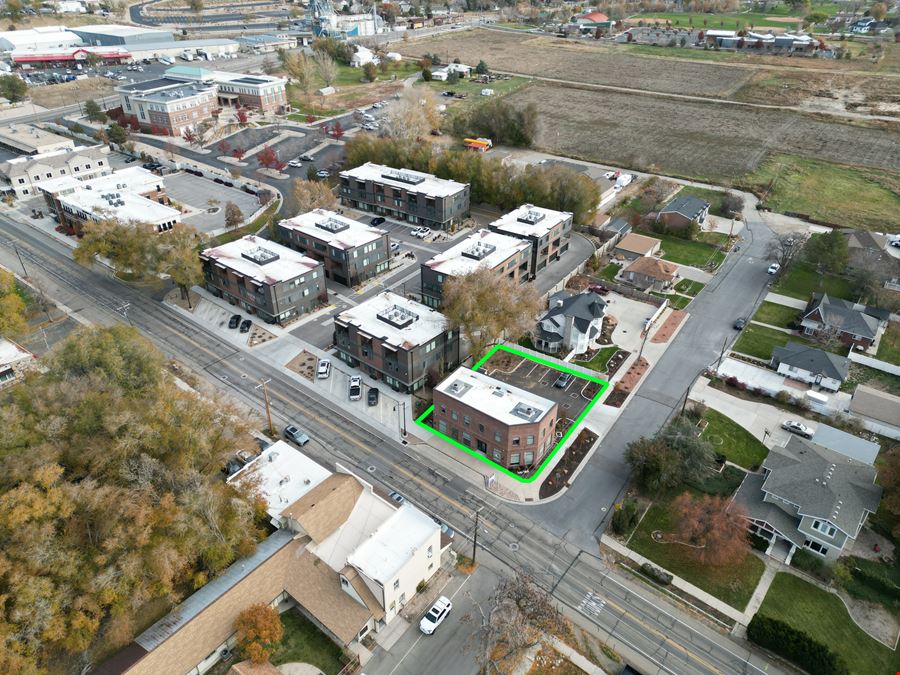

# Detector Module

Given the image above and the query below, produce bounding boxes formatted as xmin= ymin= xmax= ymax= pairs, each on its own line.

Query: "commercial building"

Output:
xmin=0 ymin=144 xmax=109 ymax=199
xmin=165 ymin=66 xmax=288 ymax=114
xmin=488 ymin=204 xmax=573 ymax=275
xmin=0 ymin=124 xmax=75 ymax=156
xmin=238 ymin=34 xmax=294 ymax=53
xmin=39 ymin=166 xmax=177 ymax=234
xmin=96 ymin=442 xmax=443 ymax=675
xmin=333 ymin=291 xmax=459 ymax=393
xmin=69 ymin=25 xmax=173 ymax=46
xmin=276 ymin=209 xmax=390 ymax=287
xmin=0 ymin=26 xmax=81 ymax=52
xmin=339 ymin=163 xmax=470 ymax=231
xmin=200 ymin=235 xmax=325 ymax=325
xmin=420 ymin=228 xmax=532 ymax=308
xmin=433 ymin=367 xmax=559 ymax=471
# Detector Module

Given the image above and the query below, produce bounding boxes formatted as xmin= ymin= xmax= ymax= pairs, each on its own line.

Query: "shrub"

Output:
xmin=421 ymin=68 xmax=432 ymax=81
xmin=611 ymin=499 xmax=639 ymax=535
xmin=747 ymin=615 xmax=849 ymax=675
xmin=791 ymin=549 xmax=833 ymax=582
xmin=750 ymin=533 xmax=769 ymax=552
xmin=416 ymin=579 xmax=428 ymax=593
xmin=640 ymin=562 xmax=672 ymax=585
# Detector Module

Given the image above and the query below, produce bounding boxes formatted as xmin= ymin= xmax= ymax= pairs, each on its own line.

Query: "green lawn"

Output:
xmin=674 ymin=279 xmax=705 ymax=296
xmin=698 ymin=231 xmax=730 ymax=247
xmin=876 ymin=321 xmax=900 ymax=366
xmin=417 ymin=74 xmax=530 ymax=105
xmin=270 ymin=610 xmax=347 ymax=674
xmin=574 ymin=345 xmax=620 ymax=373
xmin=630 ymin=12 xmax=805 ymax=30
xmin=757 ymin=573 xmax=900 ymax=674
xmin=598 ymin=263 xmax=620 ymax=281
xmin=771 ymin=262 xmax=857 ymax=302
xmin=741 ymin=155 xmax=900 ymax=233
xmin=752 ymin=301 xmax=799 ymax=329
xmin=654 ymin=233 xmax=726 ymax=269
xmin=733 ymin=323 xmax=800 ymax=360
xmin=651 ymin=292 xmax=691 ymax=310
xmin=628 ymin=494 xmax=765 ymax=610
xmin=840 ymin=363 xmax=900 ymax=397
xmin=701 ymin=409 xmax=768 ymax=469
xmin=621 ymin=43 xmax=758 ymax=62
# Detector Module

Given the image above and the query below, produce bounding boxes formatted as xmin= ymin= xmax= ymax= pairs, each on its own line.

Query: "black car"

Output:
xmin=239 ymin=319 xmax=252 ymax=333
xmin=370 ymin=216 xmax=386 ymax=226
xmin=367 ymin=387 xmax=380 ymax=406
xmin=733 ymin=317 xmax=747 ymax=330
xmin=228 ymin=314 xmax=241 ymax=329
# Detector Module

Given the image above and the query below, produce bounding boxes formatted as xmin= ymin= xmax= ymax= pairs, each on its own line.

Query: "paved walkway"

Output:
xmin=742 ymin=562 xmax=778 ymax=622
xmin=514 ymin=635 xmax=608 ymax=675
xmin=748 ymin=320 xmax=792 ymax=334
xmin=764 ymin=292 xmax=807 ymax=310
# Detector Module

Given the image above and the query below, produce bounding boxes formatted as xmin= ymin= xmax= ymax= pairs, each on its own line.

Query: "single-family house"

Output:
xmin=0 ymin=338 xmax=34 ymax=389
xmin=732 ymin=436 xmax=882 ymax=561
xmin=849 ymin=385 xmax=900 ymax=440
xmin=621 ymin=256 xmax=678 ymax=291
xmin=843 ymin=229 xmax=896 ymax=277
xmin=656 ymin=195 xmax=710 ymax=229
xmin=771 ymin=341 xmax=850 ymax=392
xmin=534 ymin=291 xmax=607 ymax=354
xmin=800 ymin=293 xmax=887 ymax=350
xmin=612 ymin=232 xmax=660 ymax=261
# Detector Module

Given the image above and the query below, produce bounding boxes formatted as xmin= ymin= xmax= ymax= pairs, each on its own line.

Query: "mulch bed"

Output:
xmin=605 ymin=349 xmax=630 ymax=378
xmin=539 ymin=427 xmax=600 ymax=499
xmin=603 ymin=356 xmax=648 ymax=408
xmin=285 ymin=350 xmax=318 ymax=381
xmin=650 ymin=310 xmax=687 ymax=344
xmin=485 ymin=350 xmax=522 ymax=372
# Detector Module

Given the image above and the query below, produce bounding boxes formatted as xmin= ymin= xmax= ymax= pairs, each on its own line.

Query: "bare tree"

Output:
xmin=442 ymin=267 xmax=541 ymax=361
xmin=765 ymin=232 xmax=803 ymax=270
xmin=315 ymin=53 xmax=338 ymax=88
xmin=291 ymin=178 xmax=338 ymax=213
xmin=381 ymin=88 xmax=441 ymax=142
xmin=279 ymin=50 xmax=315 ymax=99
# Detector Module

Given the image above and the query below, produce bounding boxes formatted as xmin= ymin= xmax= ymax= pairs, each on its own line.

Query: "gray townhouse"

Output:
xmin=333 ymin=291 xmax=459 ymax=393
xmin=0 ymin=144 xmax=110 ymax=199
xmin=488 ymin=204 xmax=573 ymax=275
xmin=200 ymin=235 xmax=325 ymax=325
xmin=339 ymin=163 xmax=470 ymax=231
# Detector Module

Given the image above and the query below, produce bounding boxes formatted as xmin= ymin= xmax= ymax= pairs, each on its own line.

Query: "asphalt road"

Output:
xmin=0 ymin=208 xmax=786 ymax=675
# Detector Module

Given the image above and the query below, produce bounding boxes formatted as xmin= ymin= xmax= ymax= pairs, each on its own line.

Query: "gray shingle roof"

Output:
xmin=761 ymin=437 xmax=881 ymax=536
xmin=849 ymin=385 xmax=900 ymax=427
xmin=537 ymin=292 xmax=605 ymax=342
xmin=803 ymin=294 xmax=880 ymax=340
xmin=659 ymin=195 xmax=709 ymax=219
xmin=731 ymin=472 xmax=806 ymax=547
xmin=771 ymin=341 xmax=850 ymax=381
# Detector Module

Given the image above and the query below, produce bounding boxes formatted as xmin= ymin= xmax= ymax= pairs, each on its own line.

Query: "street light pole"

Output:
xmin=472 ymin=507 xmax=481 ymax=564
xmin=256 ymin=378 xmax=275 ymax=436
xmin=13 ymin=244 xmax=27 ymax=277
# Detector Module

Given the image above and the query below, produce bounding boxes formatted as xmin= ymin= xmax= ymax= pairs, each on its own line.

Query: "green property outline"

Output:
xmin=413 ymin=344 xmax=610 ymax=484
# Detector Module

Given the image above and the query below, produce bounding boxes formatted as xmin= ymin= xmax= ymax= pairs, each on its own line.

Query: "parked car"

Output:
xmin=283 ymin=424 xmax=310 ymax=446
xmin=419 ymin=596 xmax=452 ymax=635
xmin=410 ymin=226 xmax=427 ymax=237
xmin=767 ymin=263 xmax=781 ymax=275
xmin=603 ymin=171 xmax=616 ymax=179
xmin=588 ymin=284 xmax=609 ymax=296
xmin=891 ymin=239 xmax=900 ymax=248
xmin=782 ymin=420 xmax=813 ymax=439
xmin=370 ymin=216 xmax=386 ymax=226
xmin=554 ymin=372 xmax=574 ymax=389
xmin=362 ymin=123 xmax=378 ymax=131
xmin=239 ymin=319 xmax=252 ymax=333
xmin=411 ymin=227 xmax=432 ymax=239
xmin=433 ymin=517 xmax=455 ymax=539
xmin=390 ymin=242 xmax=400 ymax=253
xmin=299 ymin=153 xmax=314 ymax=161
xmin=367 ymin=387 xmax=380 ymax=406
xmin=733 ymin=317 xmax=746 ymax=330
xmin=288 ymin=159 xmax=302 ymax=168
xmin=349 ymin=375 xmax=362 ymax=401
xmin=316 ymin=169 xmax=330 ymax=179
xmin=316 ymin=358 xmax=331 ymax=379
xmin=388 ymin=490 xmax=404 ymax=504
xmin=228 ymin=314 xmax=241 ymax=329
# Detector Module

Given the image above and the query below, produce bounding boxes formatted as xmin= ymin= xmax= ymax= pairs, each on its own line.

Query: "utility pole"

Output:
xmin=256 ymin=378 xmax=274 ymax=437
xmin=636 ymin=322 xmax=650 ymax=363
xmin=472 ymin=507 xmax=481 ymax=564
xmin=715 ymin=335 xmax=728 ymax=374
xmin=13 ymin=244 xmax=27 ymax=278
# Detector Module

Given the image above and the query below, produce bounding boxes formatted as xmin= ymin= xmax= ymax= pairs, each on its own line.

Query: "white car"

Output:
xmin=411 ymin=227 xmax=432 ymax=239
xmin=349 ymin=376 xmax=362 ymax=401
xmin=419 ymin=596 xmax=452 ymax=635
xmin=603 ymin=170 xmax=616 ymax=179
xmin=362 ymin=123 xmax=378 ymax=131
xmin=390 ymin=242 xmax=401 ymax=253
xmin=316 ymin=169 xmax=330 ymax=178
xmin=782 ymin=420 xmax=813 ymax=439
xmin=767 ymin=262 xmax=781 ymax=275
xmin=316 ymin=359 xmax=331 ymax=379
xmin=288 ymin=159 xmax=302 ymax=167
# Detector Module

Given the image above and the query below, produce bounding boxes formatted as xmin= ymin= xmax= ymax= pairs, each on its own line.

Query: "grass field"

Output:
xmin=743 ymin=155 xmax=900 ymax=233
xmin=270 ymin=610 xmax=347 ymax=674
xmin=654 ymin=233 xmax=726 ymax=269
xmin=702 ymin=409 xmax=768 ymax=469
xmin=417 ymin=74 xmax=530 ymax=106
xmin=752 ymin=301 xmax=799 ymax=329
xmin=629 ymin=12 xmax=804 ymax=30
xmin=877 ymin=321 xmax=900 ymax=366
xmin=496 ymin=22 xmax=535 ymax=30
xmin=674 ymin=279 xmax=705 ymax=296
xmin=574 ymin=345 xmax=620 ymax=373
xmin=840 ymin=363 xmax=900 ymax=397
xmin=598 ymin=263 xmax=620 ymax=281
xmin=628 ymin=493 xmax=765 ymax=610
xmin=757 ymin=573 xmax=900 ymax=673
xmin=733 ymin=324 xmax=804 ymax=360
xmin=771 ymin=263 xmax=857 ymax=301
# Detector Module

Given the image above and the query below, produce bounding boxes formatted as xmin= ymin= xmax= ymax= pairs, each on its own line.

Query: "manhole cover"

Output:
xmin=240 ymin=373 xmax=248 ymax=379
xmin=366 ymin=466 xmax=376 ymax=473
xmin=220 ymin=375 xmax=228 ymax=380
xmin=509 ymin=542 xmax=520 ymax=552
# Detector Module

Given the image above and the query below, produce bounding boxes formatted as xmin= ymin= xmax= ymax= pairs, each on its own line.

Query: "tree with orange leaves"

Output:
xmin=672 ymin=492 xmax=749 ymax=566
xmin=235 ymin=604 xmax=284 ymax=664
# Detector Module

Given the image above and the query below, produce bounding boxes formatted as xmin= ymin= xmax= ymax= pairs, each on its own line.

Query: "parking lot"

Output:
xmin=480 ymin=350 xmax=594 ymax=423
xmin=163 ymin=172 xmax=261 ymax=233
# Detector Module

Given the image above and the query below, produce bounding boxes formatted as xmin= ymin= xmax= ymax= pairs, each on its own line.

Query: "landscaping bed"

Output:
xmin=573 ymin=345 xmax=620 ymax=374
xmin=540 ymin=427 xmax=599 ymax=499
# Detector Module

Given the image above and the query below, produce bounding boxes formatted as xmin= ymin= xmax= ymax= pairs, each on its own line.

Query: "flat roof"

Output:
xmin=201 ymin=235 xmax=321 ymax=285
xmin=278 ymin=209 xmax=385 ymax=250
xmin=117 ymin=77 xmax=178 ymax=92
xmin=335 ymin=291 xmax=449 ymax=350
xmin=424 ymin=228 xmax=530 ymax=276
xmin=341 ymin=162 xmax=468 ymax=199
xmin=490 ymin=203 xmax=571 ymax=238
xmin=128 ymin=81 xmax=215 ymax=103
xmin=60 ymin=187 xmax=180 ymax=224
xmin=0 ymin=124 xmax=74 ymax=152
xmin=41 ymin=166 xmax=163 ymax=195
xmin=72 ymin=24 xmax=170 ymax=37
xmin=347 ymin=505 xmax=439 ymax=584
xmin=435 ymin=367 xmax=556 ymax=426
xmin=0 ymin=337 xmax=31 ymax=366
xmin=229 ymin=441 xmax=331 ymax=522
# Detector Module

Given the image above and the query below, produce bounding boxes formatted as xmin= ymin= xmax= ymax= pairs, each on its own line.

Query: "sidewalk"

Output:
xmin=764 ymin=292 xmax=807 ymax=310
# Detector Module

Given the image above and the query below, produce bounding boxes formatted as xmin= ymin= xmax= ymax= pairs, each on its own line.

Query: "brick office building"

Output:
xmin=200 ymin=235 xmax=325 ymax=325
xmin=333 ymin=291 xmax=459 ymax=393
xmin=432 ymin=368 xmax=559 ymax=471
xmin=488 ymin=204 xmax=573 ymax=275
xmin=420 ymin=228 xmax=532 ymax=309
xmin=339 ymin=163 xmax=470 ymax=231
xmin=276 ymin=209 xmax=390 ymax=287
xmin=116 ymin=77 xmax=218 ymax=136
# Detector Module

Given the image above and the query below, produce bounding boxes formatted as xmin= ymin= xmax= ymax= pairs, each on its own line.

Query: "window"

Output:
xmin=393 ymin=579 xmax=400 ymax=590
xmin=478 ymin=423 xmax=485 ymax=433
xmin=438 ymin=420 xmax=447 ymax=433
xmin=512 ymin=436 xmax=520 ymax=446
xmin=427 ymin=545 xmax=433 ymax=558
xmin=451 ymin=410 xmax=458 ymax=421
xmin=341 ymin=577 xmax=350 ymax=589
xmin=440 ymin=404 xmax=446 ymax=413
xmin=510 ymin=453 xmax=520 ymax=465
xmin=46 ymin=173 xmax=51 ymax=179
xmin=0 ymin=368 xmax=14 ymax=384
xmin=428 ymin=562 xmax=434 ymax=571
xmin=390 ymin=600 xmax=396 ymax=611
xmin=400 ymin=593 xmax=406 ymax=604
xmin=805 ymin=540 xmax=829 ymax=556
xmin=17 ymin=178 xmax=24 ymax=184
xmin=461 ymin=432 xmax=471 ymax=447
xmin=492 ymin=448 xmax=502 ymax=461
xmin=812 ymin=520 xmax=836 ymax=538
xmin=527 ymin=435 xmax=534 ymax=445
xmin=524 ymin=451 xmax=534 ymax=464
xmin=463 ymin=415 xmax=470 ymax=426
xmin=494 ymin=431 xmax=501 ymax=442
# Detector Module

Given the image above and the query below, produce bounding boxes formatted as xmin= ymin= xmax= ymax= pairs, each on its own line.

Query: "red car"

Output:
xmin=588 ymin=284 xmax=610 ymax=296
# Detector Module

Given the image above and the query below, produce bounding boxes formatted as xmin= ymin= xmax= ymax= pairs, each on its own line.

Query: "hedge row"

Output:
xmin=747 ymin=615 xmax=849 ymax=675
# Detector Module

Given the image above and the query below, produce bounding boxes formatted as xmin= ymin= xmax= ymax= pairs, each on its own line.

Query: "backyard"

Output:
xmin=701 ymin=409 xmax=768 ymax=469
xmin=840 ymin=363 xmax=900 ymax=398
xmin=654 ymin=233 xmax=726 ymax=269
xmin=675 ymin=186 xmax=731 ymax=218
xmin=756 ymin=573 xmax=900 ymax=673
xmin=651 ymin=292 xmax=691 ymax=310
xmin=751 ymin=301 xmax=799 ymax=329
xmin=598 ymin=263 xmax=620 ymax=281
xmin=270 ymin=610 xmax=348 ymax=674
xmin=771 ymin=262 xmax=856 ymax=302
xmin=877 ymin=321 xmax=900 ymax=366
xmin=733 ymin=323 xmax=814 ymax=360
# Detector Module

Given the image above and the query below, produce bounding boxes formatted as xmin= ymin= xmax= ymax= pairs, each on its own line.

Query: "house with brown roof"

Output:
xmin=621 ymin=256 xmax=679 ymax=291
xmin=612 ymin=232 xmax=661 ymax=262
xmin=98 ymin=442 xmax=442 ymax=675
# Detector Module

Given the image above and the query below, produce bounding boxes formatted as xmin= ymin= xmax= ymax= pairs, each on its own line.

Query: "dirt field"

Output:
xmin=507 ymin=82 xmax=900 ymax=183
xmin=401 ymin=29 xmax=900 ymax=108
xmin=29 ymin=78 xmax=115 ymax=109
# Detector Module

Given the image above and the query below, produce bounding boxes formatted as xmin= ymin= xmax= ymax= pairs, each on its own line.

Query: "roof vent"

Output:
xmin=512 ymin=401 xmax=542 ymax=422
xmin=381 ymin=168 xmax=425 ymax=185
xmin=517 ymin=207 xmax=545 ymax=225
xmin=315 ymin=216 xmax=350 ymax=234
xmin=461 ymin=241 xmax=496 ymax=261
xmin=268 ymin=451 xmax=278 ymax=462
xmin=377 ymin=303 xmax=418 ymax=329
